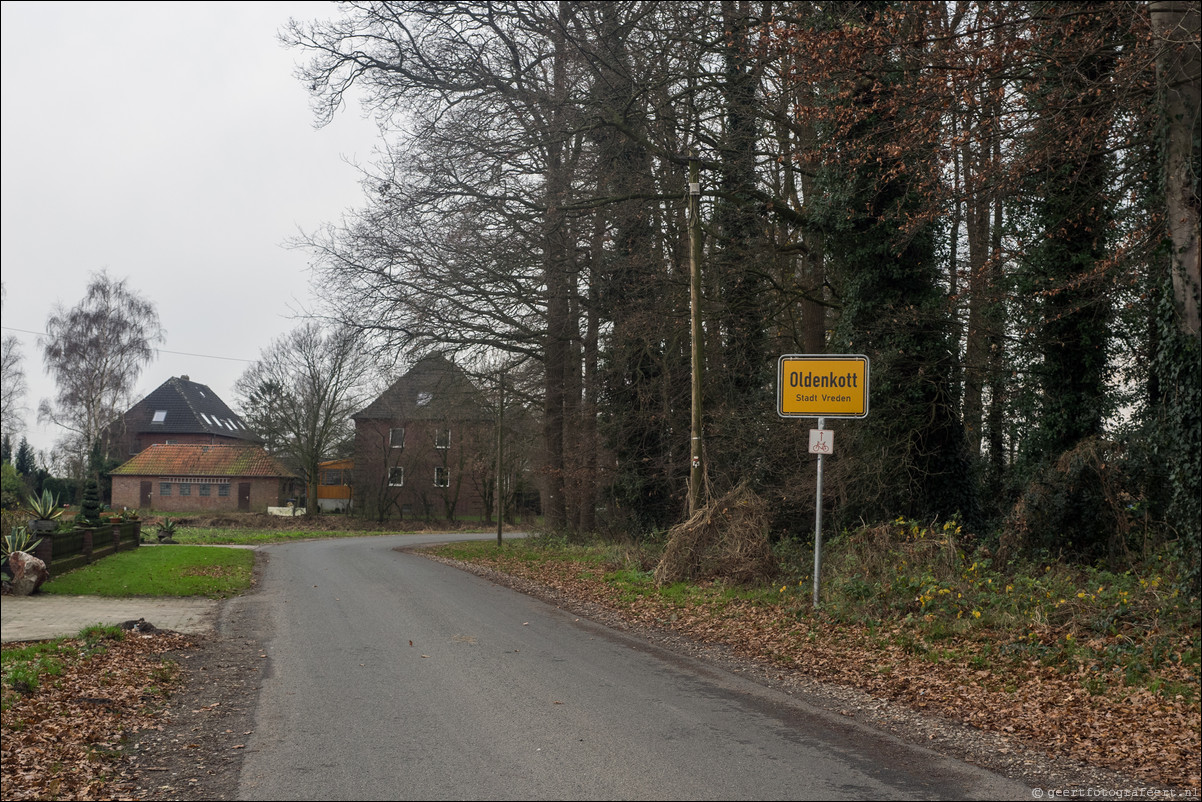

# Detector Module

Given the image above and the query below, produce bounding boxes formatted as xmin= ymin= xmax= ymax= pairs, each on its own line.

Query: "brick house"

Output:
xmin=110 ymin=443 xmax=299 ymax=513
xmin=108 ymin=375 xmax=261 ymax=458
xmin=352 ymin=356 xmax=505 ymax=521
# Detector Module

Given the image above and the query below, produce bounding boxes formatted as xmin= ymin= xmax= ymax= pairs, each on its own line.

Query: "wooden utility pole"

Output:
xmin=496 ymin=368 xmax=504 ymax=546
xmin=688 ymin=160 xmax=706 ymax=515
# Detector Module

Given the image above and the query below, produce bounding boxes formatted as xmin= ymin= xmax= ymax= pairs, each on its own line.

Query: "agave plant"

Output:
xmin=156 ymin=517 xmax=179 ymax=542
xmin=2 ymin=526 xmax=43 ymax=566
xmin=25 ymin=490 xmax=64 ymax=521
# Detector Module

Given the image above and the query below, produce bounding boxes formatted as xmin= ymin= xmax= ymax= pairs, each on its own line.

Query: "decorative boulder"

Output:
xmin=8 ymin=551 xmax=50 ymax=596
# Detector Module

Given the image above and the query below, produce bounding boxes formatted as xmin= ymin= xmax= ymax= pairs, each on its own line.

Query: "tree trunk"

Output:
xmin=541 ymin=1 xmax=572 ymax=529
xmin=1151 ymin=1 xmax=1201 ymax=340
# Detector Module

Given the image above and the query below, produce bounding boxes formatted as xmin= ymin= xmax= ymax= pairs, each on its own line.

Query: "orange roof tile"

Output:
xmin=111 ymin=444 xmax=297 ymax=478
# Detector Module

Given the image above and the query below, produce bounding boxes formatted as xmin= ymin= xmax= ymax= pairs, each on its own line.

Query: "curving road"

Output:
xmin=228 ymin=534 xmax=1029 ymax=800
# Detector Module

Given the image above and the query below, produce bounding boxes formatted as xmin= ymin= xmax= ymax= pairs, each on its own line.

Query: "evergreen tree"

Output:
xmin=77 ymin=477 xmax=102 ymax=526
xmin=14 ymin=437 xmax=36 ymax=477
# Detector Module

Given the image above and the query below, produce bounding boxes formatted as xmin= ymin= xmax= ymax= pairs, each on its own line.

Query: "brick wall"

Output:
xmin=112 ymin=476 xmax=290 ymax=513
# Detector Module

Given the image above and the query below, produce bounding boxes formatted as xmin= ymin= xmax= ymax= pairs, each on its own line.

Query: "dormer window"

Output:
xmin=152 ymin=410 xmax=167 ymax=424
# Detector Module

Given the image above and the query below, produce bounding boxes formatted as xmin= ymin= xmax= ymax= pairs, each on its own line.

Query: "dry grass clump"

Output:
xmin=654 ymin=483 xmax=777 ymax=586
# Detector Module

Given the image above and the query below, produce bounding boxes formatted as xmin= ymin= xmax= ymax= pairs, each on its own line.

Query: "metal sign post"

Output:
xmin=813 ymin=417 xmax=825 ymax=608
xmin=778 ymin=354 xmax=870 ymax=609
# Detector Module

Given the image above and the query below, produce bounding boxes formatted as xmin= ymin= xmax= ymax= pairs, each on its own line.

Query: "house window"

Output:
xmin=322 ymin=469 xmax=343 ymax=485
xmin=390 ymin=427 xmax=406 ymax=448
xmin=218 ymin=484 xmax=230 ymax=497
xmin=160 ymin=482 xmax=172 ymax=496
xmin=179 ymin=483 xmax=191 ymax=496
xmin=435 ymin=428 xmax=451 ymax=449
xmin=152 ymin=409 xmax=167 ymax=423
xmin=389 ymin=467 xmax=404 ymax=487
xmin=416 ymin=391 xmax=432 ymax=407
xmin=199 ymin=484 xmax=211 ymax=497
xmin=434 ymin=466 xmax=449 ymax=487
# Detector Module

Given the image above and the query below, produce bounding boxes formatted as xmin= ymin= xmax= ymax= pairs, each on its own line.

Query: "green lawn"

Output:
xmin=41 ymin=546 xmax=254 ymax=598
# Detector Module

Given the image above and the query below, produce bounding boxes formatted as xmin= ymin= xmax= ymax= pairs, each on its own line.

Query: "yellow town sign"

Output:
xmin=777 ymin=355 xmax=870 ymax=419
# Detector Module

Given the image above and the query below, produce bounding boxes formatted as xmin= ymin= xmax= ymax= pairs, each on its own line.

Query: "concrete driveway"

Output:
xmin=1 ymin=594 xmax=220 ymax=642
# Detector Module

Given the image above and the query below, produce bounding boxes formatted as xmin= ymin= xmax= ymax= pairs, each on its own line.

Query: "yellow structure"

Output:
xmin=317 ymin=458 xmax=354 ymax=512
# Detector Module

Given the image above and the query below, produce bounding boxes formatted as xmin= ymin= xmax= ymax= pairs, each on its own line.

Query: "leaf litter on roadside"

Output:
xmin=2 ymin=631 xmax=194 ymax=801
xmin=441 ymin=549 xmax=1200 ymax=791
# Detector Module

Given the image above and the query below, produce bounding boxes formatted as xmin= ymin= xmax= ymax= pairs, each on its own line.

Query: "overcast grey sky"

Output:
xmin=1 ymin=1 xmax=381 ymax=458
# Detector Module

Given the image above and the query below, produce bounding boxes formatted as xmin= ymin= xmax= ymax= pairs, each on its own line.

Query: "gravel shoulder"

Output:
xmin=127 ymin=556 xmax=270 ymax=801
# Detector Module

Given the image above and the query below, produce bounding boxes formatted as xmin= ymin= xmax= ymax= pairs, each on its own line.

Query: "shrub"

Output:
xmin=1002 ymin=437 xmax=1169 ymax=566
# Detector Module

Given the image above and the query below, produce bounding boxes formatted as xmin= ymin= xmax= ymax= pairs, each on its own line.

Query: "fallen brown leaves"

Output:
xmin=1 ymin=632 xmax=194 ymax=801
xmin=457 ymin=551 xmax=1201 ymax=791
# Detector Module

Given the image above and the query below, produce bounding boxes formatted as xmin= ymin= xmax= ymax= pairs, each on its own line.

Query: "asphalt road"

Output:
xmin=228 ymin=534 xmax=1031 ymax=801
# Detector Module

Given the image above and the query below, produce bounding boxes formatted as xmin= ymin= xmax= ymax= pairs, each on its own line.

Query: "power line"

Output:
xmin=0 ymin=326 xmax=254 ymax=364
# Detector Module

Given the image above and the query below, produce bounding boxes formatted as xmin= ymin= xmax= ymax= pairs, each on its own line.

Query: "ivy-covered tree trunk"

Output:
xmin=1151 ymin=0 xmax=1201 ymax=588
xmin=1006 ymin=5 xmax=1126 ymax=559
xmin=819 ymin=3 xmax=976 ymax=526
xmin=1015 ymin=11 xmax=1119 ymax=451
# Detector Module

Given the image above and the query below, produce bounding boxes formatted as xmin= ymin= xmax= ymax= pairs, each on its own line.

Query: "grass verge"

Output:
xmin=174 ymin=526 xmax=435 ymax=545
xmin=1 ymin=625 xmax=126 ymax=707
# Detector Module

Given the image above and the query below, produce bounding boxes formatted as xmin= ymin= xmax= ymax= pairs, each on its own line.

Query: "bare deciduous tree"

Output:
xmin=1 ymin=339 xmax=26 ymax=441
xmin=235 ymin=323 xmax=374 ymax=516
xmin=1 ymin=283 xmax=28 ymax=438
xmin=38 ymin=270 xmax=163 ymax=477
